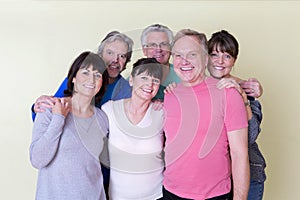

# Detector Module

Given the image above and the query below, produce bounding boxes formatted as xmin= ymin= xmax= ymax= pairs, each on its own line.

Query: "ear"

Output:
xmin=142 ymin=47 xmax=147 ymax=56
xmin=72 ymin=77 xmax=76 ymax=83
xmin=129 ymin=75 xmax=133 ymax=87
xmin=204 ymin=54 xmax=209 ymax=67
xmin=232 ymin=57 xmax=237 ymax=66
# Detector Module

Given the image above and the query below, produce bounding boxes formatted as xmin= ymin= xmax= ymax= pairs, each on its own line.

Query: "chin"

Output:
xmin=211 ymin=74 xmax=222 ymax=79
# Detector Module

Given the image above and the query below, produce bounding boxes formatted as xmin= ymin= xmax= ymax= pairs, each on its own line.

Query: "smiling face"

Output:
xmin=207 ymin=46 xmax=236 ymax=79
xmin=172 ymin=35 xmax=208 ymax=86
xmin=142 ymin=31 xmax=171 ymax=65
xmin=101 ymin=40 xmax=128 ymax=78
xmin=73 ymin=65 xmax=103 ymax=98
xmin=130 ymin=71 xmax=161 ymax=101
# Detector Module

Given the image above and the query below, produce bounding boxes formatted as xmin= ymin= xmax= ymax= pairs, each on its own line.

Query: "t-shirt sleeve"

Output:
xmin=224 ymin=88 xmax=248 ymax=132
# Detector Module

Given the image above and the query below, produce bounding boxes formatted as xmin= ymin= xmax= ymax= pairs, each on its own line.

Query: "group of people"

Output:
xmin=29 ymin=24 xmax=266 ymax=200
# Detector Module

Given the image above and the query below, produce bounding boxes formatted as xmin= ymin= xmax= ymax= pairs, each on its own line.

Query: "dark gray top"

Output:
xmin=248 ymin=97 xmax=266 ymax=183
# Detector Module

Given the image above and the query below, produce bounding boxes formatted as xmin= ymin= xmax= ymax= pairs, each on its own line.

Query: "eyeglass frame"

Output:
xmin=144 ymin=42 xmax=171 ymax=50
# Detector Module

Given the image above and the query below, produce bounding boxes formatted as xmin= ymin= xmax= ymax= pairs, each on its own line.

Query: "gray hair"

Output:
xmin=140 ymin=24 xmax=174 ymax=47
xmin=174 ymin=29 xmax=208 ymax=54
xmin=97 ymin=31 xmax=134 ymax=64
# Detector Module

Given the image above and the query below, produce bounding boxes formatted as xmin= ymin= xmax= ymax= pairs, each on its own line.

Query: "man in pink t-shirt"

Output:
xmin=163 ymin=29 xmax=249 ymax=200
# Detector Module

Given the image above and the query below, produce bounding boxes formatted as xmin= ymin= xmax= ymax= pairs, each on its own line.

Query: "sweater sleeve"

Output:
xmin=31 ymin=77 xmax=68 ymax=121
xmin=29 ymin=108 xmax=65 ymax=169
xmin=248 ymin=98 xmax=263 ymax=145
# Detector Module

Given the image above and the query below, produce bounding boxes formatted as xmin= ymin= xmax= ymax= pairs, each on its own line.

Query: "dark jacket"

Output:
xmin=248 ymin=96 xmax=267 ymax=183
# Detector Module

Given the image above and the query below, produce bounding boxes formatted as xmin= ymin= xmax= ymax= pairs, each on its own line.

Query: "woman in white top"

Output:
xmin=102 ymin=57 xmax=164 ymax=200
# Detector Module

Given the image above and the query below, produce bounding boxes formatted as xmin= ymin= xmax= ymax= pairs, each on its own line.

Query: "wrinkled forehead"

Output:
xmin=104 ymin=39 xmax=128 ymax=53
xmin=173 ymin=36 xmax=202 ymax=52
xmin=146 ymin=31 xmax=169 ymax=42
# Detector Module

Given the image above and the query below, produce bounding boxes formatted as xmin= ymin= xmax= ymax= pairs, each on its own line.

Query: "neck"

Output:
xmin=161 ymin=63 xmax=170 ymax=84
xmin=124 ymin=97 xmax=150 ymax=125
xmin=71 ymin=95 xmax=94 ymax=117
xmin=182 ymin=73 xmax=207 ymax=87
xmin=109 ymin=76 xmax=118 ymax=84
xmin=126 ymin=97 xmax=150 ymax=114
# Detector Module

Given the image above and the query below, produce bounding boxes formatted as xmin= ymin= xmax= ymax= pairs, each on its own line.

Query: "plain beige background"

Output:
xmin=1 ymin=1 xmax=299 ymax=199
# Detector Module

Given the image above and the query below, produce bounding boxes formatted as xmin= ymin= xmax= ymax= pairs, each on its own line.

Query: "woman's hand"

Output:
xmin=217 ymin=77 xmax=253 ymax=120
xmin=52 ymin=97 xmax=71 ymax=117
xmin=217 ymin=78 xmax=244 ymax=94
xmin=217 ymin=77 xmax=249 ymax=101
xmin=164 ymin=82 xmax=177 ymax=94
xmin=152 ymin=100 xmax=164 ymax=111
xmin=239 ymin=78 xmax=263 ymax=98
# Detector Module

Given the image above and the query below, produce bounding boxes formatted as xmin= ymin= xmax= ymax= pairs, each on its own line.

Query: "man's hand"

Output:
xmin=33 ymin=95 xmax=56 ymax=113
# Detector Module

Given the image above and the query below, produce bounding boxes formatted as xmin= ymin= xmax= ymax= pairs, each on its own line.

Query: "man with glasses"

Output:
xmin=141 ymin=24 xmax=181 ymax=100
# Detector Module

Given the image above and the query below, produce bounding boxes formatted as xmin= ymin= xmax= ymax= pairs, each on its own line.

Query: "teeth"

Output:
xmin=84 ymin=84 xmax=95 ymax=89
xmin=181 ymin=67 xmax=193 ymax=71
xmin=109 ymin=64 xmax=120 ymax=69
xmin=215 ymin=66 xmax=225 ymax=70
xmin=143 ymin=88 xmax=152 ymax=93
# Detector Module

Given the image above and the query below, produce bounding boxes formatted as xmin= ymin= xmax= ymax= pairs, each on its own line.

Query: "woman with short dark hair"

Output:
xmin=30 ymin=51 xmax=109 ymax=200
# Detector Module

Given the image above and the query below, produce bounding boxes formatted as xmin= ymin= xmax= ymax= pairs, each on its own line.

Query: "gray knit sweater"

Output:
xmin=30 ymin=107 xmax=109 ymax=200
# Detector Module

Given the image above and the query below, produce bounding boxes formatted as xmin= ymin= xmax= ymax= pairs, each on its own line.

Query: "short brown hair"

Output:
xmin=208 ymin=30 xmax=239 ymax=59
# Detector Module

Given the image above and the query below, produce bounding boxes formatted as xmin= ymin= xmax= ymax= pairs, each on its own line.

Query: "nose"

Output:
xmin=88 ymin=73 xmax=96 ymax=83
xmin=113 ymin=54 xmax=119 ymax=62
xmin=181 ymin=56 xmax=190 ymax=65
xmin=145 ymin=79 xmax=153 ymax=86
xmin=154 ymin=47 xmax=163 ymax=52
xmin=217 ymin=56 xmax=224 ymax=64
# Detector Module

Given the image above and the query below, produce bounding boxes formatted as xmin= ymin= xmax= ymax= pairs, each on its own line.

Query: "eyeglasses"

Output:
xmin=145 ymin=42 xmax=171 ymax=50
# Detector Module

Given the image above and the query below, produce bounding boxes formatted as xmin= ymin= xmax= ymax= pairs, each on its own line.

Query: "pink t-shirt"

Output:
xmin=163 ymin=77 xmax=248 ymax=199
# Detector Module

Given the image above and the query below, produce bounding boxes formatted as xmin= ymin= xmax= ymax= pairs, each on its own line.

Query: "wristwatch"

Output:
xmin=244 ymin=100 xmax=250 ymax=107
